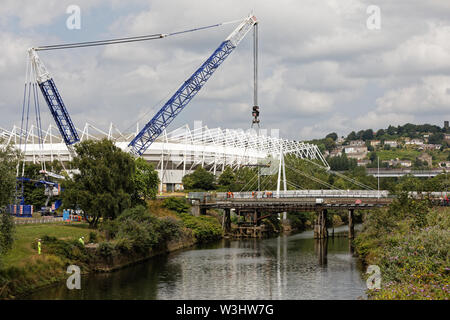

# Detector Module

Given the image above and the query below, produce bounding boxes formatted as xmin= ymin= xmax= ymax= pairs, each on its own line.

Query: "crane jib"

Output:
xmin=129 ymin=15 xmax=257 ymax=156
xmin=128 ymin=40 xmax=237 ymax=155
xmin=38 ymin=78 xmax=80 ymax=145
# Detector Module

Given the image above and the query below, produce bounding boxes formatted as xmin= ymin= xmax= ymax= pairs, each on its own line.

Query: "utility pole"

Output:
xmin=377 ymin=156 xmax=380 ymax=198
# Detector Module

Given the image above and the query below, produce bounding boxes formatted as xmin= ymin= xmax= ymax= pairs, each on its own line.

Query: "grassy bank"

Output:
xmin=0 ymin=198 xmax=223 ymax=299
xmin=354 ymin=200 xmax=449 ymax=300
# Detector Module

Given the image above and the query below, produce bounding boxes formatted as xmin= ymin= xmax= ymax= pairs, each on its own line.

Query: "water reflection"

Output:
xmin=24 ymin=225 xmax=366 ymax=300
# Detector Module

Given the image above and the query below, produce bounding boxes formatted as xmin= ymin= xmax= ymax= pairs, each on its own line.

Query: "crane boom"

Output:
xmin=28 ymin=48 xmax=80 ymax=146
xmin=129 ymin=15 xmax=258 ymax=156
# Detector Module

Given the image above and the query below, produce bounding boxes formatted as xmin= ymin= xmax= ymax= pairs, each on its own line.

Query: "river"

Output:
xmin=24 ymin=225 xmax=367 ymax=300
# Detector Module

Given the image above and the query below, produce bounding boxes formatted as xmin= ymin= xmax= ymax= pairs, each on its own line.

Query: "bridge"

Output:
xmin=188 ymin=189 xmax=449 ymax=239
xmin=366 ymin=168 xmax=448 ymax=177
xmin=188 ymin=190 xmax=393 ymax=239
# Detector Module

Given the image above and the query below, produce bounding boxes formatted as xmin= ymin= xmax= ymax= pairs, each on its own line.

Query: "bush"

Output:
xmin=88 ymin=232 xmax=97 ymax=243
xmin=158 ymin=217 xmax=183 ymax=241
xmin=97 ymin=242 xmax=115 ymax=258
xmin=162 ymin=197 xmax=190 ymax=214
xmin=110 ymin=205 xmax=183 ymax=252
xmin=39 ymin=235 xmax=88 ymax=262
xmin=178 ymin=213 xmax=222 ymax=243
xmin=355 ymin=204 xmax=450 ymax=300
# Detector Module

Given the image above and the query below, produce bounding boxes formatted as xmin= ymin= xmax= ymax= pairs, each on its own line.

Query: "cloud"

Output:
xmin=375 ymin=76 xmax=450 ymax=114
xmin=1 ymin=0 xmax=450 ymax=142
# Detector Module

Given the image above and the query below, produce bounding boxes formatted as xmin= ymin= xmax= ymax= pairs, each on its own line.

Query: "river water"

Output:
xmin=24 ymin=225 xmax=367 ymax=300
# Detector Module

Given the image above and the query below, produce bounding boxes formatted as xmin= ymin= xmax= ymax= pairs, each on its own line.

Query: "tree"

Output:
xmin=182 ymin=167 xmax=215 ymax=190
xmin=62 ymin=139 xmax=135 ymax=228
xmin=324 ymin=137 xmax=336 ymax=152
xmin=376 ymin=129 xmax=385 ymax=138
xmin=362 ymin=129 xmax=374 ymax=141
xmin=0 ymin=137 xmax=16 ymax=263
xmin=0 ymin=138 xmax=18 ymax=210
xmin=428 ymin=132 xmax=444 ymax=144
xmin=0 ymin=212 xmax=15 ymax=261
xmin=325 ymin=132 xmax=338 ymax=141
xmin=217 ymin=167 xmax=235 ymax=190
xmin=347 ymin=131 xmax=357 ymax=141
xmin=387 ymin=125 xmax=396 ymax=135
xmin=133 ymin=158 xmax=159 ymax=201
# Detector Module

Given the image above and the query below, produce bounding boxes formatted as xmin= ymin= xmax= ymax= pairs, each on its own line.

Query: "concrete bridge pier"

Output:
xmin=224 ymin=208 xmax=231 ymax=234
xmin=348 ymin=209 xmax=355 ymax=239
xmin=314 ymin=209 xmax=328 ymax=239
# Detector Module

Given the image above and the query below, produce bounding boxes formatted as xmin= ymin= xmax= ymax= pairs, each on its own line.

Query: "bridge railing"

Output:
xmin=188 ymin=189 xmax=392 ymax=200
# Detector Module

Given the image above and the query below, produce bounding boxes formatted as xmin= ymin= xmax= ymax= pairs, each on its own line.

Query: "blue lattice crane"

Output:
xmin=128 ymin=14 xmax=258 ymax=156
xmin=28 ymin=48 xmax=80 ymax=148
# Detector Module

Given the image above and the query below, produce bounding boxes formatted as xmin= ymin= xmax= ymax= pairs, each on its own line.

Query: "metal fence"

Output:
xmin=14 ymin=217 xmax=63 ymax=225
xmin=188 ymin=190 xmax=391 ymax=200
xmin=188 ymin=190 xmax=450 ymax=201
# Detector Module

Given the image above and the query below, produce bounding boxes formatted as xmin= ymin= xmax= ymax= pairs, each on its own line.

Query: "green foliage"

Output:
xmin=354 ymin=199 xmax=449 ymax=300
xmin=40 ymin=235 xmax=89 ymax=263
xmin=62 ymin=139 xmax=135 ymax=227
xmin=88 ymin=231 xmax=97 ymax=243
xmin=217 ymin=167 xmax=235 ymax=190
xmin=162 ymin=197 xmax=190 ymax=214
xmin=182 ymin=167 xmax=215 ymax=190
xmin=102 ymin=205 xmax=183 ymax=253
xmin=287 ymin=212 xmax=315 ymax=231
xmin=0 ymin=138 xmax=18 ymax=209
xmin=0 ymin=212 xmax=15 ymax=264
xmin=178 ymin=213 xmax=222 ymax=243
xmin=324 ymin=137 xmax=336 ymax=152
xmin=325 ymin=132 xmax=338 ymax=141
xmin=97 ymin=241 xmax=115 ymax=258
xmin=326 ymin=154 xmax=357 ymax=171
xmin=133 ymin=158 xmax=159 ymax=201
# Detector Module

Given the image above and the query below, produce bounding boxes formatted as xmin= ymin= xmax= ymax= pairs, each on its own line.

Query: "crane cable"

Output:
xmin=34 ymin=19 xmax=244 ymax=51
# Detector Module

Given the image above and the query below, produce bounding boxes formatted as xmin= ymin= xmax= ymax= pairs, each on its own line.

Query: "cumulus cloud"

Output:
xmin=1 ymin=0 xmax=449 ymax=141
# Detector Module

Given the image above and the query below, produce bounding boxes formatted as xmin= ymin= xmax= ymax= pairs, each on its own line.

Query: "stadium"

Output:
xmin=1 ymin=121 xmax=327 ymax=192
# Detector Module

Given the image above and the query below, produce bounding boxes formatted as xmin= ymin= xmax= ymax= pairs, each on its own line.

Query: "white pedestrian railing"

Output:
xmin=14 ymin=217 xmax=63 ymax=225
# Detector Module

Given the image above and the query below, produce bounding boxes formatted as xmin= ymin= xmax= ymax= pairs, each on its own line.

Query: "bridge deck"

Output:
xmin=198 ymin=197 xmax=392 ymax=212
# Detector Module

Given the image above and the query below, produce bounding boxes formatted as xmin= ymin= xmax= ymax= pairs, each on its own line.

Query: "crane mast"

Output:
xmin=128 ymin=15 xmax=258 ymax=156
xmin=28 ymin=48 xmax=80 ymax=147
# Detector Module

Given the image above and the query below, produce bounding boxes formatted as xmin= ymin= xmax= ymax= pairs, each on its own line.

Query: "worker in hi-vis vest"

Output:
xmin=78 ymin=236 xmax=85 ymax=246
xmin=37 ymin=239 xmax=41 ymax=255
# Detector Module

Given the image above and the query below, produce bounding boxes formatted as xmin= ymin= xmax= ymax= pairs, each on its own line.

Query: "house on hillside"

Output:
xmin=370 ymin=140 xmax=381 ymax=147
xmin=406 ymin=138 xmax=424 ymax=146
xmin=384 ymin=140 xmax=398 ymax=148
xmin=418 ymin=153 xmax=432 ymax=167
xmin=419 ymin=144 xmax=441 ymax=151
xmin=387 ymin=159 xmax=412 ymax=168
xmin=444 ymin=134 xmax=450 ymax=142
xmin=349 ymin=140 xmax=365 ymax=146
xmin=329 ymin=146 xmax=343 ymax=158
xmin=357 ymin=159 xmax=371 ymax=166
xmin=344 ymin=145 xmax=368 ymax=160
xmin=438 ymin=161 xmax=450 ymax=168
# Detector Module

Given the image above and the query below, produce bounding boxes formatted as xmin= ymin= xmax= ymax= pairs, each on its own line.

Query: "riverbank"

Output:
xmin=22 ymin=226 xmax=367 ymax=300
xmin=0 ymin=200 xmax=223 ymax=299
xmin=354 ymin=204 xmax=449 ymax=300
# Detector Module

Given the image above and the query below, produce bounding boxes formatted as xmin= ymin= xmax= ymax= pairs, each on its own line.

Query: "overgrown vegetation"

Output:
xmin=354 ymin=197 xmax=449 ymax=300
xmin=62 ymin=139 xmax=159 ymax=227
xmin=161 ymin=197 xmax=222 ymax=243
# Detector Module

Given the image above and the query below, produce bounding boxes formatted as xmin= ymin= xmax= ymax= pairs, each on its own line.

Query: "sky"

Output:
xmin=1 ymin=0 xmax=450 ymax=141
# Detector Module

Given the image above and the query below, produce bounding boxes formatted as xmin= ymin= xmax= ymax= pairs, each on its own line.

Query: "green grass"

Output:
xmin=2 ymin=222 xmax=92 ymax=268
